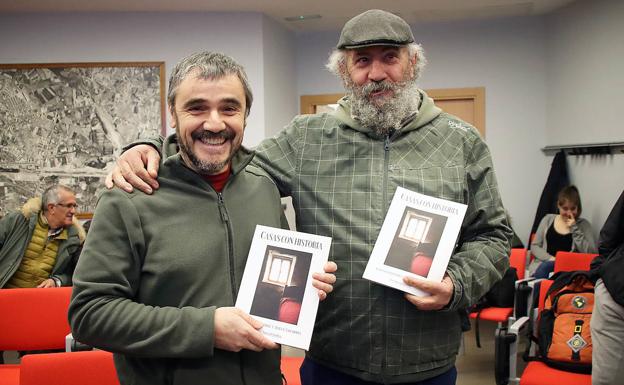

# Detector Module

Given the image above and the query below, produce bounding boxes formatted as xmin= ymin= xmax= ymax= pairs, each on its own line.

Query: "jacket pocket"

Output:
xmin=393 ymin=165 xmax=465 ymax=203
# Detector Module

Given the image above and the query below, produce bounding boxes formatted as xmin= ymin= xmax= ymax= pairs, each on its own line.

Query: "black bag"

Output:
xmin=484 ymin=267 xmax=518 ymax=307
xmin=472 ymin=267 xmax=518 ymax=347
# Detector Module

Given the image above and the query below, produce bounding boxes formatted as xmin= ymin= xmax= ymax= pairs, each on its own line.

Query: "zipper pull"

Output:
xmin=217 ymin=193 xmax=229 ymax=223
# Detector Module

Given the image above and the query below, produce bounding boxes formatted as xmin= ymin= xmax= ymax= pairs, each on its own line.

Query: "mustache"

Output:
xmin=191 ymin=129 xmax=235 ymax=141
xmin=360 ymin=81 xmax=397 ymax=95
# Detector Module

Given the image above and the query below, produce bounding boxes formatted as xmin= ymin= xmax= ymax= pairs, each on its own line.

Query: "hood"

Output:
xmin=331 ymin=89 xmax=442 ymax=137
xmin=21 ymin=197 xmax=86 ymax=243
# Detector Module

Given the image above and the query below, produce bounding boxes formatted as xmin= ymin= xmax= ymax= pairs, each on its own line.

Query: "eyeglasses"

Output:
xmin=55 ymin=203 xmax=79 ymax=210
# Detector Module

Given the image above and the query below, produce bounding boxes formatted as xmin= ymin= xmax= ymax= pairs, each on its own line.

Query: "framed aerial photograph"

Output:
xmin=0 ymin=61 xmax=165 ymax=217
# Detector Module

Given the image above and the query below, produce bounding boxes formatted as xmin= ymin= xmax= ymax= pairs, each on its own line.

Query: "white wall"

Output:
xmin=261 ymin=15 xmax=298 ymax=140
xmin=295 ymin=17 xmax=550 ymax=243
xmin=0 ymin=12 xmax=269 ymax=145
xmin=545 ymin=0 xmax=624 ymax=237
xmin=260 ymin=15 xmax=299 ymax=229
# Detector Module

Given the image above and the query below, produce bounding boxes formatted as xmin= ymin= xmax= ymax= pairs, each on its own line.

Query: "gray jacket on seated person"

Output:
xmin=529 ymin=213 xmax=597 ymax=275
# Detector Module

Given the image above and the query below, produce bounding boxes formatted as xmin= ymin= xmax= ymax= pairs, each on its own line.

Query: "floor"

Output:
xmin=4 ymin=320 xmax=524 ymax=384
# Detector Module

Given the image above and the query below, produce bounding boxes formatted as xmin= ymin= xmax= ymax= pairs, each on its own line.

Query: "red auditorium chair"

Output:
xmin=553 ymin=251 xmax=598 ymax=273
xmin=0 ymin=287 xmax=72 ymax=385
xmin=470 ymin=248 xmax=528 ymax=324
xmin=504 ymin=279 xmax=591 ymax=385
xmin=20 ymin=350 xmax=119 ymax=385
xmin=281 ymin=356 xmax=304 ymax=385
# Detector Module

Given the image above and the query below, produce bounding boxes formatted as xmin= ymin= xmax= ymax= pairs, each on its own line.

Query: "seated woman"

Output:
xmin=529 ymin=185 xmax=597 ymax=278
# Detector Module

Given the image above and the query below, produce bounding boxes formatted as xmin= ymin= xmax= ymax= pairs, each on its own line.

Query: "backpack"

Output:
xmin=471 ymin=266 xmax=518 ymax=347
xmin=533 ymin=271 xmax=595 ymax=374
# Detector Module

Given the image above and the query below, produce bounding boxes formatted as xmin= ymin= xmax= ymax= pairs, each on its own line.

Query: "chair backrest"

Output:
xmin=20 ymin=350 xmax=120 ymax=385
xmin=0 ymin=287 xmax=72 ymax=351
xmin=509 ymin=248 xmax=527 ymax=280
xmin=536 ymin=279 xmax=554 ymax=314
xmin=553 ymin=251 xmax=598 ymax=273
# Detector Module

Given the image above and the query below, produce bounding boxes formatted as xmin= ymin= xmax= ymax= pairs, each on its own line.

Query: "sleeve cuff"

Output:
xmin=445 ymin=270 xmax=464 ymax=310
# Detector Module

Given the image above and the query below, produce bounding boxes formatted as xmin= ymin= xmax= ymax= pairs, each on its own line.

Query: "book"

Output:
xmin=363 ymin=186 xmax=467 ymax=296
xmin=235 ymin=225 xmax=331 ymax=350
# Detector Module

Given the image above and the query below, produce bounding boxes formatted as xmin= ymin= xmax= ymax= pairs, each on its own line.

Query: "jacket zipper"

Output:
xmin=381 ymin=135 xmax=392 ymax=381
xmin=217 ymin=190 xmax=247 ymax=385
xmin=216 ymin=193 xmax=237 ymax=302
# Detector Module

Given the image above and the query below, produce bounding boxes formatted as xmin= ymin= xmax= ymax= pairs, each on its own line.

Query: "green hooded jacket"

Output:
xmin=69 ymin=147 xmax=288 ymax=385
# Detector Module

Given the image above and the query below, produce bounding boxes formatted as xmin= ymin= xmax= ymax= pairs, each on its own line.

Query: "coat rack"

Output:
xmin=541 ymin=142 xmax=624 ymax=155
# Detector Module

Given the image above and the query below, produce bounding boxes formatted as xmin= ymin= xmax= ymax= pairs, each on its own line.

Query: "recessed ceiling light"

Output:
xmin=284 ymin=14 xmax=322 ymax=22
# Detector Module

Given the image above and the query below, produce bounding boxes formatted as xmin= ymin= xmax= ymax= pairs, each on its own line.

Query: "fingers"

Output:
xmin=110 ymin=145 xmax=160 ymax=194
xmin=402 ymin=275 xmax=454 ymax=311
xmin=105 ymin=171 xmax=114 ymax=189
xmin=145 ymin=149 xmax=161 ymax=180
xmin=37 ymin=279 xmax=54 ymax=288
xmin=246 ymin=329 xmax=279 ymax=351
xmin=117 ymin=158 xmax=154 ymax=194
xmin=312 ymin=262 xmax=337 ymax=301
xmin=323 ymin=261 xmax=338 ymax=273
xmin=237 ymin=308 xmax=264 ymax=330
xmin=214 ymin=308 xmax=278 ymax=352
xmin=111 ymin=159 xmax=135 ymax=193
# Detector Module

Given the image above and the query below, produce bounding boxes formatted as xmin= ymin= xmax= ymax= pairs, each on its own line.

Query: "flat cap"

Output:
xmin=337 ymin=9 xmax=414 ymax=49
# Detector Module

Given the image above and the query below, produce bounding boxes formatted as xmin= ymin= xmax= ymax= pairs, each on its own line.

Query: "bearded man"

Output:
xmin=107 ymin=10 xmax=511 ymax=385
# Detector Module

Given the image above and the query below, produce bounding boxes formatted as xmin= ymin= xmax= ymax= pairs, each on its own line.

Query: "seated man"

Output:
xmin=0 ymin=184 xmax=84 ymax=288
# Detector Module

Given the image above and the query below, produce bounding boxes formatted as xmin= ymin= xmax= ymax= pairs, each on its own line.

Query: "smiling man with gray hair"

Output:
xmin=107 ymin=9 xmax=511 ymax=385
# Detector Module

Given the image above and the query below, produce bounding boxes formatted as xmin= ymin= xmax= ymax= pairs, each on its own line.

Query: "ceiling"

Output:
xmin=1 ymin=0 xmax=578 ymax=32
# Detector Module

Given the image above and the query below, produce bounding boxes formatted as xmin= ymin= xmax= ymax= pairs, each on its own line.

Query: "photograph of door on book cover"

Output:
xmin=250 ymin=246 xmax=312 ymax=325
xmin=383 ymin=207 xmax=448 ymax=277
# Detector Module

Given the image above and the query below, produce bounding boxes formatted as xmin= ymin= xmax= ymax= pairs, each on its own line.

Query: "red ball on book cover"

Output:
xmin=410 ymin=252 xmax=433 ymax=277
xmin=278 ymin=299 xmax=302 ymax=324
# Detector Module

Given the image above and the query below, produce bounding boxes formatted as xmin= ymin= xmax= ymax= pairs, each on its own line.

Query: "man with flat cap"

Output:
xmin=108 ymin=9 xmax=511 ymax=385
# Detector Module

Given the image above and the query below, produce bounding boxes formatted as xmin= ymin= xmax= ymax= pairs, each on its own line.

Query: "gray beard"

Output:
xmin=347 ymin=79 xmax=421 ymax=137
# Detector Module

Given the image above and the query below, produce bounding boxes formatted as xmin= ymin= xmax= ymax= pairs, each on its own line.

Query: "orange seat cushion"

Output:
xmin=469 ymin=307 xmax=513 ymax=322
xmin=520 ymin=361 xmax=591 ymax=385
xmin=0 ymin=365 xmax=20 ymax=385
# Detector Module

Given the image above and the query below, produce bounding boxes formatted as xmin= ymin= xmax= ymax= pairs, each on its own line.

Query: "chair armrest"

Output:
xmin=65 ymin=333 xmax=93 ymax=352
xmin=507 ymin=316 xmax=529 ymax=384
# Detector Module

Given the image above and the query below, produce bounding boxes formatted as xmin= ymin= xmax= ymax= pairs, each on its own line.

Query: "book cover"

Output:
xmin=363 ymin=186 xmax=467 ymax=296
xmin=235 ymin=225 xmax=331 ymax=350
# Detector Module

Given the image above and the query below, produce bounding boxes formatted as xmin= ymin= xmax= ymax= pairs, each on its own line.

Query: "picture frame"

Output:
xmin=0 ymin=61 xmax=166 ymax=217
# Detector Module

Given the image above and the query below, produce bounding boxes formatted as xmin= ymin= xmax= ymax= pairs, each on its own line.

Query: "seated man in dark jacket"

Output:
xmin=1 ymin=184 xmax=84 ymax=289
